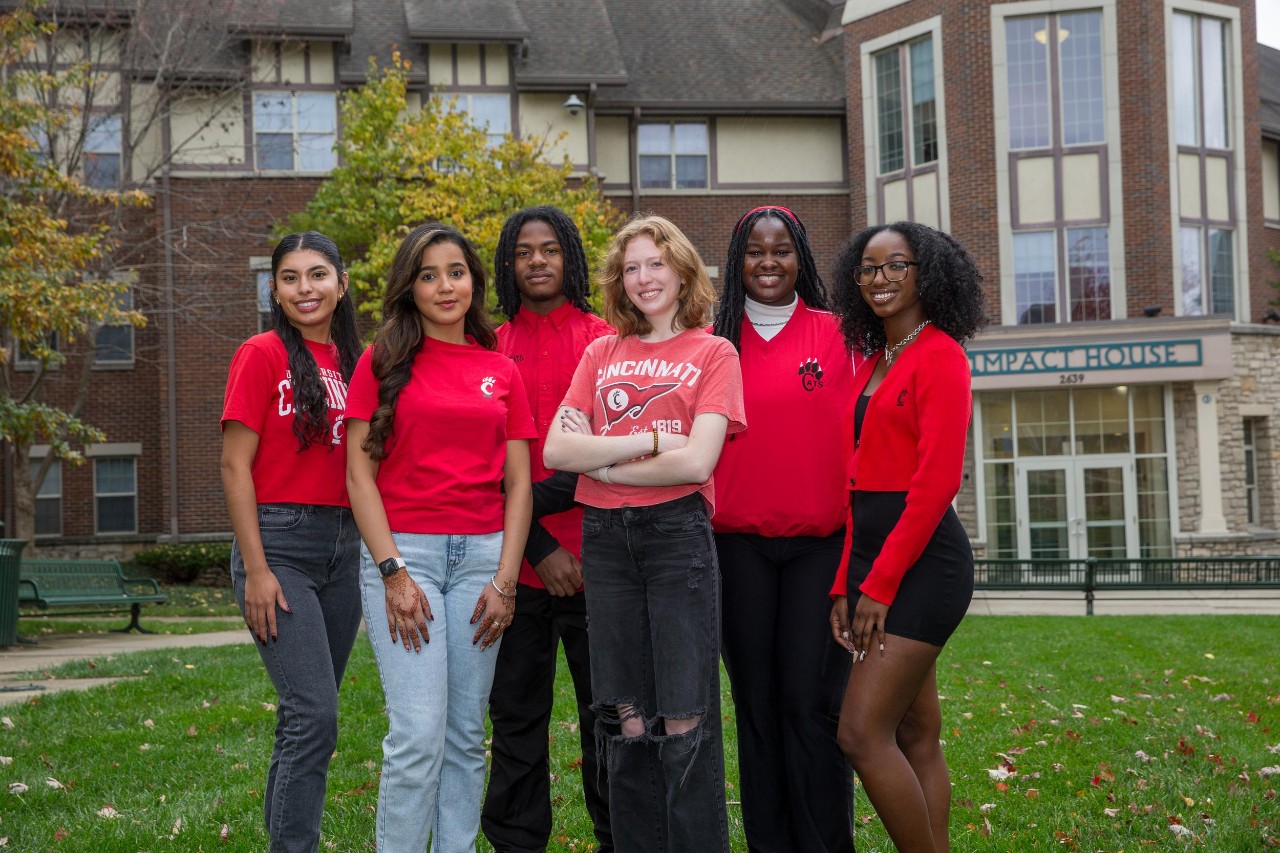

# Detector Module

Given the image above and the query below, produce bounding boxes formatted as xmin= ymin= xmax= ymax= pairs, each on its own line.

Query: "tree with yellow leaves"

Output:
xmin=285 ymin=54 xmax=621 ymax=319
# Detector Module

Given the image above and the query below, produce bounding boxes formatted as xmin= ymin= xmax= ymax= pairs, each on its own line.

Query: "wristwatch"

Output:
xmin=378 ymin=556 xmax=407 ymax=578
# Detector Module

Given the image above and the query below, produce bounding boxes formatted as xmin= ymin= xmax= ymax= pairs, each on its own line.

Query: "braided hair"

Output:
xmin=267 ymin=232 xmax=361 ymax=452
xmin=712 ymin=206 xmax=828 ymax=351
xmin=494 ymin=205 xmax=594 ymax=321
xmin=832 ymin=221 xmax=987 ymax=357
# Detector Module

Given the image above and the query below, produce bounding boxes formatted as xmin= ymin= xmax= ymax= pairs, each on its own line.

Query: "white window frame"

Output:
xmin=252 ymin=90 xmax=338 ymax=173
xmin=251 ymin=256 xmax=273 ymax=333
xmin=1164 ymin=0 xmax=1248 ymax=321
xmin=84 ymin=112 xmax=123 ymax=188
xmin=859 ymin=16 xmax=949 ymax=230
xmin=29 ymin=456 xmax=62 ymax=538
xmin=636 ymin=121 xmax=710 ymax=191
xmin=991 ymin=1 xmax=1126 ymax=326
xmin=89 ymin=447 xmax=139 ymax=535
xmin=93 ymin=287 xmax=135 ymax=367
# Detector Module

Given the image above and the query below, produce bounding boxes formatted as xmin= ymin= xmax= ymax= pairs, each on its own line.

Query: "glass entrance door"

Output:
xmin=1017 ymin=457 xmax=1137 ymax=560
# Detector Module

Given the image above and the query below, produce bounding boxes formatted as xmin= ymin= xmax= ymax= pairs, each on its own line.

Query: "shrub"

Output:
xmin=133 ymin=542 xmax=232 ymax=585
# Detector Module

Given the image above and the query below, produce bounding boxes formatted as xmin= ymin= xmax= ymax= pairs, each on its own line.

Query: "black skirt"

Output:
xmin=846 ymin=491 xmax=973 ymax=646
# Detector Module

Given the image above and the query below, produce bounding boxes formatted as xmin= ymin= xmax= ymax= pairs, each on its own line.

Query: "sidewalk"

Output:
xmin=0 ymin=629 xmax=251 ymax=706
xmin=2 ymin=591 xmax=1277 ymax=706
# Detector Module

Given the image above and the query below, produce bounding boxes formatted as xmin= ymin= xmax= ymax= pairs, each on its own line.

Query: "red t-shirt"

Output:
xmin=221 ymin=332 xmax=349 ymax=507
xmin=344 ymin=336 xmax=537 ymax=534
xmin=497 ymin=302 xmax=614 ymax=586
xmin=713 ymin=302 xmax=856 ymax=537
xmin=560 ymin=328 xmax=746 ymax=513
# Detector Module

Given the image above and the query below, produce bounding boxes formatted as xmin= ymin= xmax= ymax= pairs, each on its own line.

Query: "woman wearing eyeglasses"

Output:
xmin=827 ymin=222 xmax=986 ymax=852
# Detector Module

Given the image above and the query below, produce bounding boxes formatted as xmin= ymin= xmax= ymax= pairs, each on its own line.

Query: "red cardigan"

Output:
xmin=830 ymin=323 xmax=972 ymax=605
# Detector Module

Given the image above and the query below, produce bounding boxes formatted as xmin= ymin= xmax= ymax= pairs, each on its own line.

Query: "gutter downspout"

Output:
xmin=586 ymin=82 xmax=598 ymax=179
xmin=161 ymin=121 xmax=180 ymax=542
xmin=630 ymin=106 xmax=641 ymax=214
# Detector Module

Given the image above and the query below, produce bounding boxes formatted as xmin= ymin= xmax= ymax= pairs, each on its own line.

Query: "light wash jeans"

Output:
xmin=231 ymin=503 xmax=362 ymax=853
xmin=360 ymin=531 xmax=504 ymax=853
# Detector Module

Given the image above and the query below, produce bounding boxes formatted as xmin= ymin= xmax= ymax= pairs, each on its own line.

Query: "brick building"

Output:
xmin=1 ymin=0 xmax=851 ymax=553
xmin=4 ymin=0 xmax=1280 ymax=565
xmin=844 ymin=0 xmax=1280 ymax=561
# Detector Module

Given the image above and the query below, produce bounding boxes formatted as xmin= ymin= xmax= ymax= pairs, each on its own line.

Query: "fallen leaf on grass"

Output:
xmin=1266 ymin=743 xmax=1280 ymax=754
xmin=143 ymin=719 xmax=155 ymax=729
xmin=0 ymin=759 xmax=9 ymax=767
xmin=1103 ymin=807 xmax=1120 ymax=817
xmin=45 ymin=778 xmax=63 ymax=789
xmin=1135 ymin=750 xmax=1154 ymax=762
xmin=0 ymin=719 xmax=11 ymax=731
xmin=220 ymin=824 xmax=229 ymax=841
xmin=980 ymin=803 xmax=996 ymax=812
xmin=97 ymin=806 xmax=119 ymax=818
xmin=171 ymin=817 xmax=183 ymax=837
xmin=7 ymin=783 xmax=27 ymax=795
xmin=1110 ymin=695 xmax=1128 ymax=703
xmin=1258 ymin=766 xmax=1280 ymax=778
xmin=1168 ymin=823 xmax=1195 ymax=840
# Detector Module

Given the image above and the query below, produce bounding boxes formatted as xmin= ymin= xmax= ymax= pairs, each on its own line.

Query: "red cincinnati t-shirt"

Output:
xmin=344 ymin=336 xmax=537 ymax=534
xmin=497 ymin=302 xmax=614 ymax=586
xmin=221 ymin=332 xmax=350 ymax=507
xmin=713 ymin=301 xmax=857 ymax=537
xmin=560 ymin=328 xmax=746 ymax=513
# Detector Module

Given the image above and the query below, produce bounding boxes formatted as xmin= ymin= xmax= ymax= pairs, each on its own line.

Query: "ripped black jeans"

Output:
xmin=581 ymin=493 xmax=730 ymax=853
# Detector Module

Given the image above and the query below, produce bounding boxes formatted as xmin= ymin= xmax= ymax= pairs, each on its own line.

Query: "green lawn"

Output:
xmin=1 ymin=615 xmax=1276 ymax=851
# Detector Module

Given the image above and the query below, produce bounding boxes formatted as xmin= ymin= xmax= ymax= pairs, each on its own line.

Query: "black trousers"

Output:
xmin=715 ymin=531 xmax=856 ymax=853
xmin=482 ymin=584 xmax=612 ymax=852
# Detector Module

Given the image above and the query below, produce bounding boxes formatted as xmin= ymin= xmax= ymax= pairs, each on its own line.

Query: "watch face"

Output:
xmin=379 ymin=558 xmax=403 ymax=577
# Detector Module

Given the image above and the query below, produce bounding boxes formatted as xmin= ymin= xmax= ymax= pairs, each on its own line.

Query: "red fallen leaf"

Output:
xmin=1169 ymin=815 xmax=1185 ymax=825
xmin=1263 ymin=837 xmax=1278 ymax=848
xmin=1025 ymin=789 xmax=1040 ymax=799
xmin=569 ymin=757 xmax=583 ymax=769
xmin=1247 ymin=712 xmax=1261 ymax=724
xmin=995 ymin=782 xmax=1009 ymax=792
xmin=1177 ymin=737 xmax=1195 ymax=756
xmin=1092 ymin=775 xmax=1102 ymax=787
xmin=1098 ymin=764 xmax=1116 ymax=782
xmin=1065 ymin=729 xmax=1082 ymax=742
xmin=54 ymin=827 xmax=68 ymax=841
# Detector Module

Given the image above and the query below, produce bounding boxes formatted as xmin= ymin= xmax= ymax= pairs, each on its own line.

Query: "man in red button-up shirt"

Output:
xmin=482 ymin=207 xmax=615 ymax=853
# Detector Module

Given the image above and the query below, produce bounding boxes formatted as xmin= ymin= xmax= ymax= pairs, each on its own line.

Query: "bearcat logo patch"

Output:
xmin=597 ymin=381 xmax=680 ymax=429
xmin=798 ymin=358 xmax=823 ymax=391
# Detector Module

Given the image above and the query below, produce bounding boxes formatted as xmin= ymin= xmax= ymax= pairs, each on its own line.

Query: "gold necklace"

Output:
xmin=884 ymin=320 xmax=930 ymax=366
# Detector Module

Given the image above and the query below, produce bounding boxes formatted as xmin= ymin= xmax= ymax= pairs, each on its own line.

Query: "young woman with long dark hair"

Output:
xmin=221 ymin=231 xmax=363 ymax=853
xmin=344 ymin=223 xmax=534 ymax=853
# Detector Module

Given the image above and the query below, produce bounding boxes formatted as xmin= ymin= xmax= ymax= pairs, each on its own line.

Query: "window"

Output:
xmin=253 ymin=91 xmax=337 ymax=171
xmin=84 ymin=113 xmax=122 ymax=188
xmin=1244 ymin=418 xmax=1260 ymax=525
xmin=1172 ymin=11 xmax=1237 ymax=318
xmin=94 ymin=289 xmax=134 ymax=365
xmin=31 ymin=459 xmax=61 ymax=537
xmin=638 ymin=122 xmax=708 ymax=190
xmin=874 ymin=37 xmax=937 ymax=174
xmin=437 ymin=93 xmax=511 ymax=146
xmin=1002 ymin=11 xmax=1111 ymax=325
xmin=94 ymin=457 xmax=137 ymax=534
xmin=13 ymin=332 xmax=59 ymax=370
xmin=257 ymin=269 xmax=273 ymax=332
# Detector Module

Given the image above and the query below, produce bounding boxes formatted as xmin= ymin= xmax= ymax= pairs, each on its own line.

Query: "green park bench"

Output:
xmin=18 ymin=558 xmax=168 ymax=633
xmin=974 ymin=556 xmax=1280 ymax=615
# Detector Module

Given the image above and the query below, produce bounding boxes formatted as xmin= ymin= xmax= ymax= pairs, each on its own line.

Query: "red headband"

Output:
xmin=734 ymin=205 xmax=799 ymax=234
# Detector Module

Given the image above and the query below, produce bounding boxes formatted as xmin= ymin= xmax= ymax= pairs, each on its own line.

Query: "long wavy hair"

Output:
xmin=712 ymin=206 xmax=829 ymax=351
xmin=268 ymin=232 xmax=361 ymax=452
xmin=597 ymin=214 xmax=715 ymax=337
xmin=362 ymin=224 xmax=496 ymax=461
xmin=832 ymin=221 xmax=987 ymax=357
xmin=494 ymin=205 xmax=594 ymax=321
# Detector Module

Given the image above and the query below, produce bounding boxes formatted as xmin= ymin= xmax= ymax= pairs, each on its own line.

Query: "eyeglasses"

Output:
xmin=853 ymin=261 xmax=918 ymax=286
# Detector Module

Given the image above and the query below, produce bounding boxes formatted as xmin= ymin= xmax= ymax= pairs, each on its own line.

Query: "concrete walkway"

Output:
xmin=0 ymin=629 xmax=251 ymax=706
xmin=2 ymin=590 xmax=1277 ymax=706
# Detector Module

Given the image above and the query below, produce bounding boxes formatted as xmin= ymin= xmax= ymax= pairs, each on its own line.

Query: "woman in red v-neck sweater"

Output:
xmin=828 ymin=221 xmax=986 ymax=853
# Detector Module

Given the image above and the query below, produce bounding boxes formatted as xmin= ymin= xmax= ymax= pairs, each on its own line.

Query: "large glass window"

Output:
xmin=1172 ymin=11 xmax=1236 ymax=318
xmin=978 ymin=386 xmax=1173 ymax=559
xmin=436 ymin=92 xmax=511 ymax=146
xmin=94 ymin=457 xmax=137 ymax=534
xmin=873 ymin=37 xmax=937 ymax=174
xmin=638 ymin=122 xmax=708 ymax=190
xmin=31 ymin=459 xmax=61 ymax=537
xmin=253 ymin=91 xmax=337 ymax=171
xmin=1003 ymin=11 xmax=1110 ymax=325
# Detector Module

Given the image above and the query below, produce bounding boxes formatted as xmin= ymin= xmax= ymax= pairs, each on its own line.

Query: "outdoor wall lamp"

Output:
xmin=563 ymin=94 xmax=585 ymax=117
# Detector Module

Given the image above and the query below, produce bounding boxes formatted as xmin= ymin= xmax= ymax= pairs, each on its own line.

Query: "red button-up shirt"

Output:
xmin=496 ymin=301 xmax=614 ymax=587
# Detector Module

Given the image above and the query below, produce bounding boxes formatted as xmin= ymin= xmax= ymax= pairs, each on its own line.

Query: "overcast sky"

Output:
xmin=1261 ymin=0 xmax=1279 ymax=48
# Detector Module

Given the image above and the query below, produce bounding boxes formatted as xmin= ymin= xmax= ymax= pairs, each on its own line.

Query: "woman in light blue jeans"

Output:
xmin=221 ymin=232 xmax=363 ymax=853
xmin=345 ymin=224 xmax=534 ymax=853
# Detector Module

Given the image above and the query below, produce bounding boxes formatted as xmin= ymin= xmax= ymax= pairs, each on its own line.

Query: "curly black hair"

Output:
xmin=494 ymin=205 xmax=594 ymax=321
xmin=832 ymin=221 xmax=987 ymax=357
xmin=712 ymin=206 xmax=829 ymax=351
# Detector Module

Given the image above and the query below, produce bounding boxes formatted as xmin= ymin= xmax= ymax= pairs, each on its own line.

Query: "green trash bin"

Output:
xmin=0 ymin=539 xmax=27 ymax=648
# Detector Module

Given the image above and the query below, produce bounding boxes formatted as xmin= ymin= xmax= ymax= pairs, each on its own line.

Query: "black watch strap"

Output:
xmin=378 ymin=556 xmax=406 ymax=578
